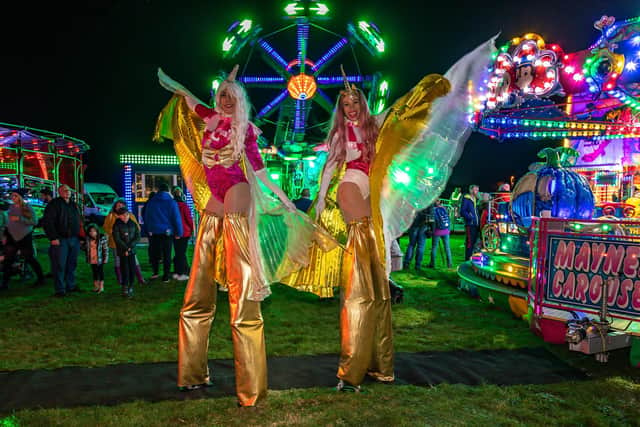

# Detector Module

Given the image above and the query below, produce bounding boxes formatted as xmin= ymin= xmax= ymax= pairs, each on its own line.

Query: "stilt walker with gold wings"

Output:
xmin=154 ymin=65 xmax=336 ymax=407
xmin=283 ymin=38 xmax=497 ymax=391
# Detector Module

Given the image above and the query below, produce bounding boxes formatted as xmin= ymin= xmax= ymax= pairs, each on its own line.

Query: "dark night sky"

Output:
xmin=1 ymin=0 xmax=637 ymax=195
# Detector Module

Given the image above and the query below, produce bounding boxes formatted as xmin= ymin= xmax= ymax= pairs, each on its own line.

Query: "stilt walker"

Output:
xmin=155 ymin=66 xmax=336 ymax=406
xmin=285 ymin=38 xmax=497 ymax=391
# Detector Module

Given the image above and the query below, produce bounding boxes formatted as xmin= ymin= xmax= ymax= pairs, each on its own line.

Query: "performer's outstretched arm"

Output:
xmin=157 ymin=67 xmax=207 ymax=111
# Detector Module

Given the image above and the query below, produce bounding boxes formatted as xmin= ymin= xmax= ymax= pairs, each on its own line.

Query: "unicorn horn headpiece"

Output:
xmin=226 ymin=64 xmax=239 ymax=82
xmin=340 ymin=64 xmax=358 ymax=99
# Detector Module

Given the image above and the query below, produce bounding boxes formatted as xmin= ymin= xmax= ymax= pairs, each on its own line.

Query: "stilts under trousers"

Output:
xmin=178 ymin=212 xmax=267 ymax=406
xmin=338 ymin=217 xmax=394 ymax=386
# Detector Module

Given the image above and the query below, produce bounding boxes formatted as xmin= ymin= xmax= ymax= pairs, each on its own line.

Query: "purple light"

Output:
xmin=238 ymin=76 xmax=286 ymax=84
xmin=258 ymin=39 xmax=289 ymax=70
xmin=123 ymin=164 xmax=134 ymax=213
xmin=256 ymin=89 xmax=289 ymax=118
xmin=294 ymin=99 xmax=306 ymax=133
xmin=297 ymin=22 xmax=309 ymax=72
xmin=312 ymin=38 xmax=348 ymax=72
xmin=317 ymin=75 xmax=367 ymax=85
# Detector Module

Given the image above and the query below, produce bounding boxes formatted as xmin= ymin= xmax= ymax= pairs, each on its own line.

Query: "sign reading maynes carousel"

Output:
xmin=546 ymin=235 xmax=640 ymax=317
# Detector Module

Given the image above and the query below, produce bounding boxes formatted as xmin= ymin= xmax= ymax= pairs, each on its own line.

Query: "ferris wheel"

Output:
xmin=216 ymin=0 xmax=390 ymax=160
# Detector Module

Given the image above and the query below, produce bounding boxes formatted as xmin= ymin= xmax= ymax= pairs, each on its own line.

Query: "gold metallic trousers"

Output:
xmin=338 ymin=217 xmax=394 ymax=386
xmin=178 ymin=212 xmax=267 ymax=406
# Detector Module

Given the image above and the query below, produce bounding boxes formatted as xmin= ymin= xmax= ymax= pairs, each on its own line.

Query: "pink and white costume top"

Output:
xmin=194 ymin=104 xmax=265 ymax=203
xmin=342 ymin=121 xmax=372 ymax=198
xmin=319 ymin=114 xmax=387 ymax=201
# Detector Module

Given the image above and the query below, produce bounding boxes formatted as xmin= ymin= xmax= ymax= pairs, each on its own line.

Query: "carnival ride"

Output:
xmin=215 ymin=0 xmax=390 ymax=197
xmin=459 ymin=15 xmax=640 ymax=365
xmin=0 ymin=122 xmax=89 ymax=218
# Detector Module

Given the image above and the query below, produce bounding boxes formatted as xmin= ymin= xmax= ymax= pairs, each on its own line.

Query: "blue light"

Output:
xmin=294 ymin=99 xmax=306 ymax=133
xmin=312 ymin=38 xmax=349 ymax=72
xmin=257 ymin=39 xmax=289 ymax=69
xmin=123 ymin=164 xmax=134 ymax=213
xmin=238 ymin=76 xmax=286 ymax=84
xmin=297 ymin=22 xmax=309 ymax=69
xmin=256 ymin=89 xmax=289 ymax=118
xmin=317 ymin=75 xmax=366 ymax=85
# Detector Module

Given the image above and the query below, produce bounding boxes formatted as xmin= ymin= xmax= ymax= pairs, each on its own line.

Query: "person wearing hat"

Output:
xmin=112 ymin=205 xmax=140 ymax=297
xmin=1 ymin=189 xmax=44 ymax=290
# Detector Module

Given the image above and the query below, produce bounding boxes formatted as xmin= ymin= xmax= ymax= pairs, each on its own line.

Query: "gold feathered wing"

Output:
xmin=154 ymin=95 xmax=338 ymax=300
xmin=153 ymin=95 xmax=211 ymax=211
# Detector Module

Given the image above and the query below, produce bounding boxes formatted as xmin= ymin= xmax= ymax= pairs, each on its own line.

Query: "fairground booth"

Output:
xmin=119 ymin=154 xmax=197 ymax=228
xmin=459 ymin=15 xmax=640 ymax=366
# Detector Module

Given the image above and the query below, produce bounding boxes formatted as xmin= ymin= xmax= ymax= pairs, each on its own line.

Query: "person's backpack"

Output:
xmin=434 ymin=206 xmax=450 ymax=231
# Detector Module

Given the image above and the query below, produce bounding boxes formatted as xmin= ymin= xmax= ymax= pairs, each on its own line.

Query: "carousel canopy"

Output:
xmin=0 ymin=122 xmax=90 ymax=157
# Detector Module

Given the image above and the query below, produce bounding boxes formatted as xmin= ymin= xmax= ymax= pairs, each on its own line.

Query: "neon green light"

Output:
xmin=119 ymin=154 xmax=180 ymax=165
xmin=238 ymin=20 xmax=252 ymax=34
xmin=270 ymin=173 xmax=281 ymax=180
xmin=211 ymin=79 xmax=221 ymax=91
xmin=379 ymin=80 xmax=389 ymax=95
xmin=393 ymin=169 xmax=410 ymax=184
xmin=285 ymin=3 xmax=303 ymax=15
xmin=222 ymin=36 xmax=235 ymax=52
xmin=427 ymin=167 xmax=434 ymax=175
xmin=310 ymin=3 xmax=329 ymax=15
xmin=357 ymin=21 xmax=384 ymax=53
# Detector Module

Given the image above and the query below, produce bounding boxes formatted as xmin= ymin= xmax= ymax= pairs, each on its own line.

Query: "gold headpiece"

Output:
xmin=226 ymin=64 xmax=239 ymax=82
xmin=340 ymin=65 xmax=358 ymax=99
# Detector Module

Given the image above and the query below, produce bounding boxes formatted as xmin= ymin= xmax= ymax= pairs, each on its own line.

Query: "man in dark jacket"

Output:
xmin=460 ymin=184 xmax=480 ymax=261
xmin=143 ymin=182 xmax=183 ymax=282
xmin=403 ymin=207 xmax=430 ymax=270
xmin=42 ymin=184 xmax=81 ymax=296
xmin=293 ymin=188 xmax=313 ymax=213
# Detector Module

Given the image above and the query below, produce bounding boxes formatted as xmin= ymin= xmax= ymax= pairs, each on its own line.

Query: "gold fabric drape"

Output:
xmin=224 ymin=213 xmax=267 ymax=406
xmin=337 ymin=217 xmax=394 ymax=386
xmin=178 ymin=214 xmax=224 ymax=388
xmin=177 ymin=213 xmax=267 ymax=407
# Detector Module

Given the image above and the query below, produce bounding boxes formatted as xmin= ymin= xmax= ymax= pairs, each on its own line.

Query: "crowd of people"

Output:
xmin=0 ymin=180 xmax=505 ymax=297
xmin=0 ymin=182 xmax=194 ymax=299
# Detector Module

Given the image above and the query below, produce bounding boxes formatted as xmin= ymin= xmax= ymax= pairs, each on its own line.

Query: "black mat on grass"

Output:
xmin=0 ymin=347 xmax=586 ymax=412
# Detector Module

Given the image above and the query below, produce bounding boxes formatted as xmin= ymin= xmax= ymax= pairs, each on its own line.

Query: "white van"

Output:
xmin=84 ymin=183 xmax=119 ymax=224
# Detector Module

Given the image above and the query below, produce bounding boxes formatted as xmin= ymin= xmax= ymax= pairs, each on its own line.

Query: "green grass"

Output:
xmin=1 ymin=234 xmax=640 ymax=426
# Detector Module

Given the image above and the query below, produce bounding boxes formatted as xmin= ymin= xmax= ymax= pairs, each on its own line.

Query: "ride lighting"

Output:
xmin=287 ymin=73 xmax=318 ymax=100
xmin=119 ymin=154 xmax=180 ymax=165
